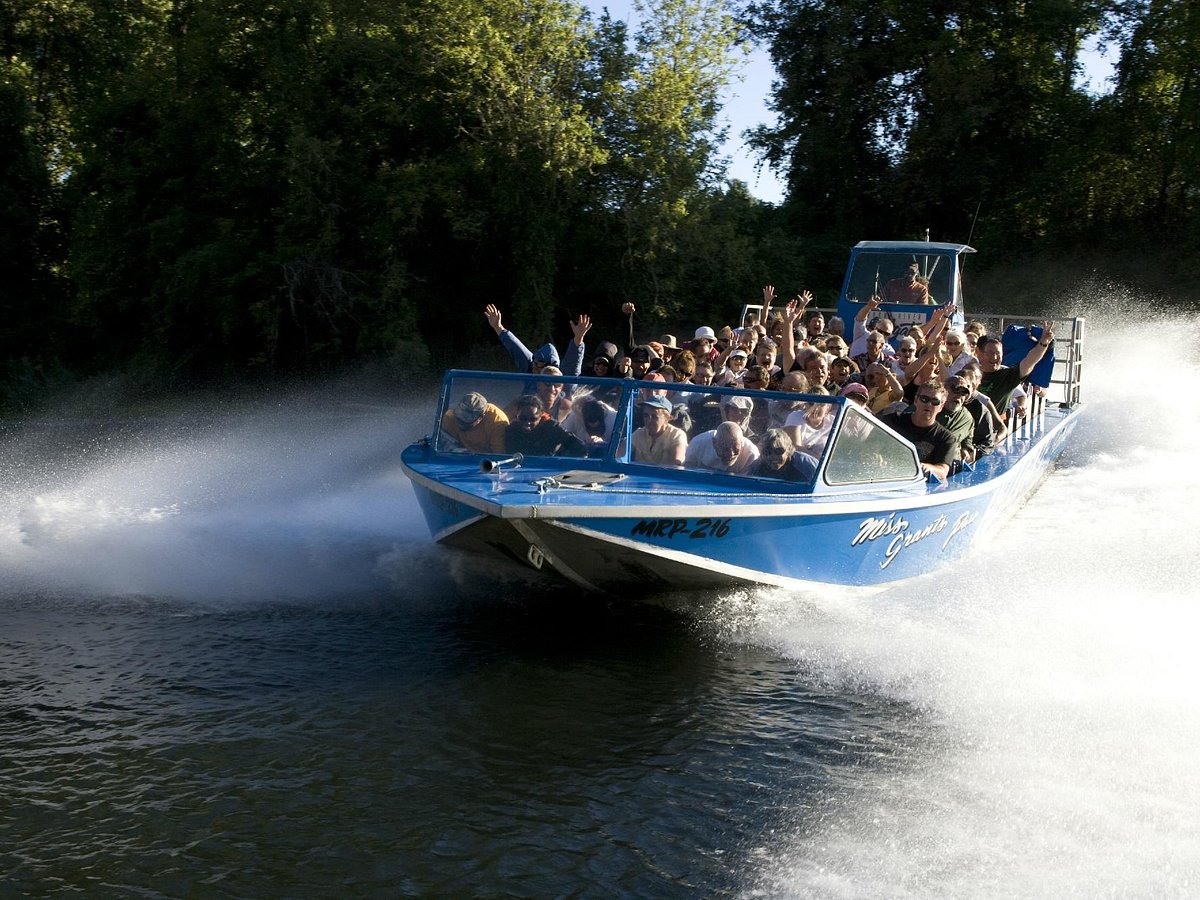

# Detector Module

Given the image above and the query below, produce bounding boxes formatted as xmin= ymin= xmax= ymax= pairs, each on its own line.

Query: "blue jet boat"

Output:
xmin=401 ymin=243 xmax=1085 ymax=596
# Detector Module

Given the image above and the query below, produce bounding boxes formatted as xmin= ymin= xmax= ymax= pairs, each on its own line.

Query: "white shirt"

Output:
xmin=683 ymin=430 xmax=759 ymax=474
xmin=784 ymin=407 xmax=834 ymax=455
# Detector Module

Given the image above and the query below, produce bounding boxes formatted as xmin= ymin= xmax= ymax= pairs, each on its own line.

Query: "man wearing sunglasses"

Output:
xmin=878 ymin=382 xmax=957 ymax=481
xmin=938 ymin=375 xmax=984 ymax=463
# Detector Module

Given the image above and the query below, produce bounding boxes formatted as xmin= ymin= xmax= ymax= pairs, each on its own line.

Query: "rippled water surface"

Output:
xmin=3 ymin=315 xmax=1200 ymax=897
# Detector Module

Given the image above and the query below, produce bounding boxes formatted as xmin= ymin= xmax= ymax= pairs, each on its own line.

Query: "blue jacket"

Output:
xmin=1001 ymin=325 xmax=1055 ymax=388
xmin=498 ymin=330 xmax=585 ymax=376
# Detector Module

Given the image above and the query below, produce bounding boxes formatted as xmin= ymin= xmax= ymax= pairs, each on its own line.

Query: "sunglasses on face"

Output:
xmin=916 ymin=394 xmax=943 ymax=405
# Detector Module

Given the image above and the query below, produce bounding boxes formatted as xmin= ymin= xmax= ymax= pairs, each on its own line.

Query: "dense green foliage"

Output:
xmin=749 ymin=0 xmax=1200 ymax=265
xmin=0 ymin=0 xmax=1195 ymax=399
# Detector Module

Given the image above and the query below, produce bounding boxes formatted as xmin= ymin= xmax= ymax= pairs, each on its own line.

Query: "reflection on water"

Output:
xmin=2 ymin=311 xmax=1199 ymax=896
xmin=0 ymin=590 xmax=923 ymax=896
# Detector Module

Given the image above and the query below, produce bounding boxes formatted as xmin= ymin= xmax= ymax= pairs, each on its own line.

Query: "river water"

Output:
xmin=2 ymin=316 xmax=1198 ymax=898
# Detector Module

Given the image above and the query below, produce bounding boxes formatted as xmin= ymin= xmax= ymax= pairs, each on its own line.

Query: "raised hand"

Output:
xmin=484 ymin=303 xmax=503 ymax=334
xmin=782 ymin=298 xmax=801 ymax=324
xmin=571 ymin=314 xmax=593 ymax=342
xmin=622 ymin=302 xmax=636 ymax=316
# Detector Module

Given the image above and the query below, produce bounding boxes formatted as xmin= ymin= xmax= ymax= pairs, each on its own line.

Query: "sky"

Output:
xmin=585 ymin=2 xmax=1118 ymax=205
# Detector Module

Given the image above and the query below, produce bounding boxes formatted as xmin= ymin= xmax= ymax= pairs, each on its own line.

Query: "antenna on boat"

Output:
xmin=480 ymin=453 xmax=524 ymax=474
xmin=966 ymin=201 xmax=982 ymax=248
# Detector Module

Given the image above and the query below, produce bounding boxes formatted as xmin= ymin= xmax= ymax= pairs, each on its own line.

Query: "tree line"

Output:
xmin=1 ymin=0 xmax=1194 ymax=404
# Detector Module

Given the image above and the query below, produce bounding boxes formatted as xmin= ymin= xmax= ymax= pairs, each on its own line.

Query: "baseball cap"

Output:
xmin=642 ymin=394 xmax=673 ymax=413
xmin=454 ymin=392 xmax=488 ymax=425
xmin=838 ymin=383 xmax=869 ymax=400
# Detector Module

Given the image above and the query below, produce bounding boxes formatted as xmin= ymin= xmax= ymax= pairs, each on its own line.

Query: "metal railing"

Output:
xmin=970 ymin=313 xmax=1085 ymax=409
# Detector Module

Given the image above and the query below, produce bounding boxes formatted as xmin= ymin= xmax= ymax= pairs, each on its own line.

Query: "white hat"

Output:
xmin=694 ymin=326 xmax=717 ymax=341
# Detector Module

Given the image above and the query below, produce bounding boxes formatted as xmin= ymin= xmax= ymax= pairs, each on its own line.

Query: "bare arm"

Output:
xmin=881 ymin=367 xmax=904 ymax=399
xmin=780 ymin=292 xmax=810 ymax=373
xmin=923 ymin=303 xmax=955 ymax=345
xmin=622 ymin=302 xmax=636 ymax=353
xmin=903 ymin=346 xmax=940 ymax=383
xmin=856 ymin=295 xmax=881 ymax=326
xmin=1017 ymin=320 xmax=1055 ymax=378
xmin=980 ymin=393 xmax=1009 ymax=441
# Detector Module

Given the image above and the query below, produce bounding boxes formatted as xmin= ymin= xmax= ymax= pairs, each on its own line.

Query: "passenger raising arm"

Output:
xmin=976 ymin=320 xmax=1056 ymax=413
xmin=483 ymin=303 xmax=588 ymax=376
xmin=779 ymin=292 xmax=813 ymax=374
xmin=761 ymin=284 xmax=776 ymax=337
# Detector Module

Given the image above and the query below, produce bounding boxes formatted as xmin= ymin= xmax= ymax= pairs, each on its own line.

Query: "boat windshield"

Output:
xmin=824 ymin=403 xmax=922 ymax=484
xmin=433 ymin=371 xmax=924 ymax=492
xmin=845 ymin=251 xmax=955 ymax=306
xmin=433 ymin=371 xmax=848 ymax=487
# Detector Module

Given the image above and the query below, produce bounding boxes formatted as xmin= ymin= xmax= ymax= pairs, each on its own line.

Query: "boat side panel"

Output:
xmin=551 ymin=496 xmax=990 ymax=588
xmin=410 ymin=479 xmax=487 ymax=541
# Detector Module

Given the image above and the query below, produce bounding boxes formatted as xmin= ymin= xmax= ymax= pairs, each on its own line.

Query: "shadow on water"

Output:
xmin=1 ymin=583 xmax=929 ymax=897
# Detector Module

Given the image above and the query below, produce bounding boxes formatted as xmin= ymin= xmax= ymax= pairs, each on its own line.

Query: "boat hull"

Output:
xmin=404 ymin=407 xmax=1079 ymax=597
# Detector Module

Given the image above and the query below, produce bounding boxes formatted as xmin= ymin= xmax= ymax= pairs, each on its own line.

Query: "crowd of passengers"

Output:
xmin=440 ymin=289 xmax=1058 ymax=482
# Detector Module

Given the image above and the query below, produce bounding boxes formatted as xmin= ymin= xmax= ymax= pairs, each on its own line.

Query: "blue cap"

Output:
xmin=641 ymin=394 xmax=673 ymax=412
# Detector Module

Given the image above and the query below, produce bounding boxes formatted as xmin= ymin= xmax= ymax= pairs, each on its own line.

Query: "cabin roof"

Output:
xmin=852 ymin=240 xmax=976 ymax=255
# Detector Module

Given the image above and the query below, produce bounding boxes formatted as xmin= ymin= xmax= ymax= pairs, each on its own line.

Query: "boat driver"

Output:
xmin=882 ymin=262 xmax=931 ymax=304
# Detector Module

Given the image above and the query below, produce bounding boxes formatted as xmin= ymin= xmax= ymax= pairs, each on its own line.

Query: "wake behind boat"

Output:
xmin=401 ymin=242 xmax=1085 ymax=597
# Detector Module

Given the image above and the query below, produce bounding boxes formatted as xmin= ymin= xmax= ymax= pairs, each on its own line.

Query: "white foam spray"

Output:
xmin=732 ymin=306 xmax=1200 ymax=897
xmin=0 ymin=387 xmax=439 ymax=601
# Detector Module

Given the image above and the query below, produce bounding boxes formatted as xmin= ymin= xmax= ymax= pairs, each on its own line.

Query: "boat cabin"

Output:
xmin=836 ymin=241 xmax=972 ymax=341
xmin=736 ymin=241 xmax=971 ymax=345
